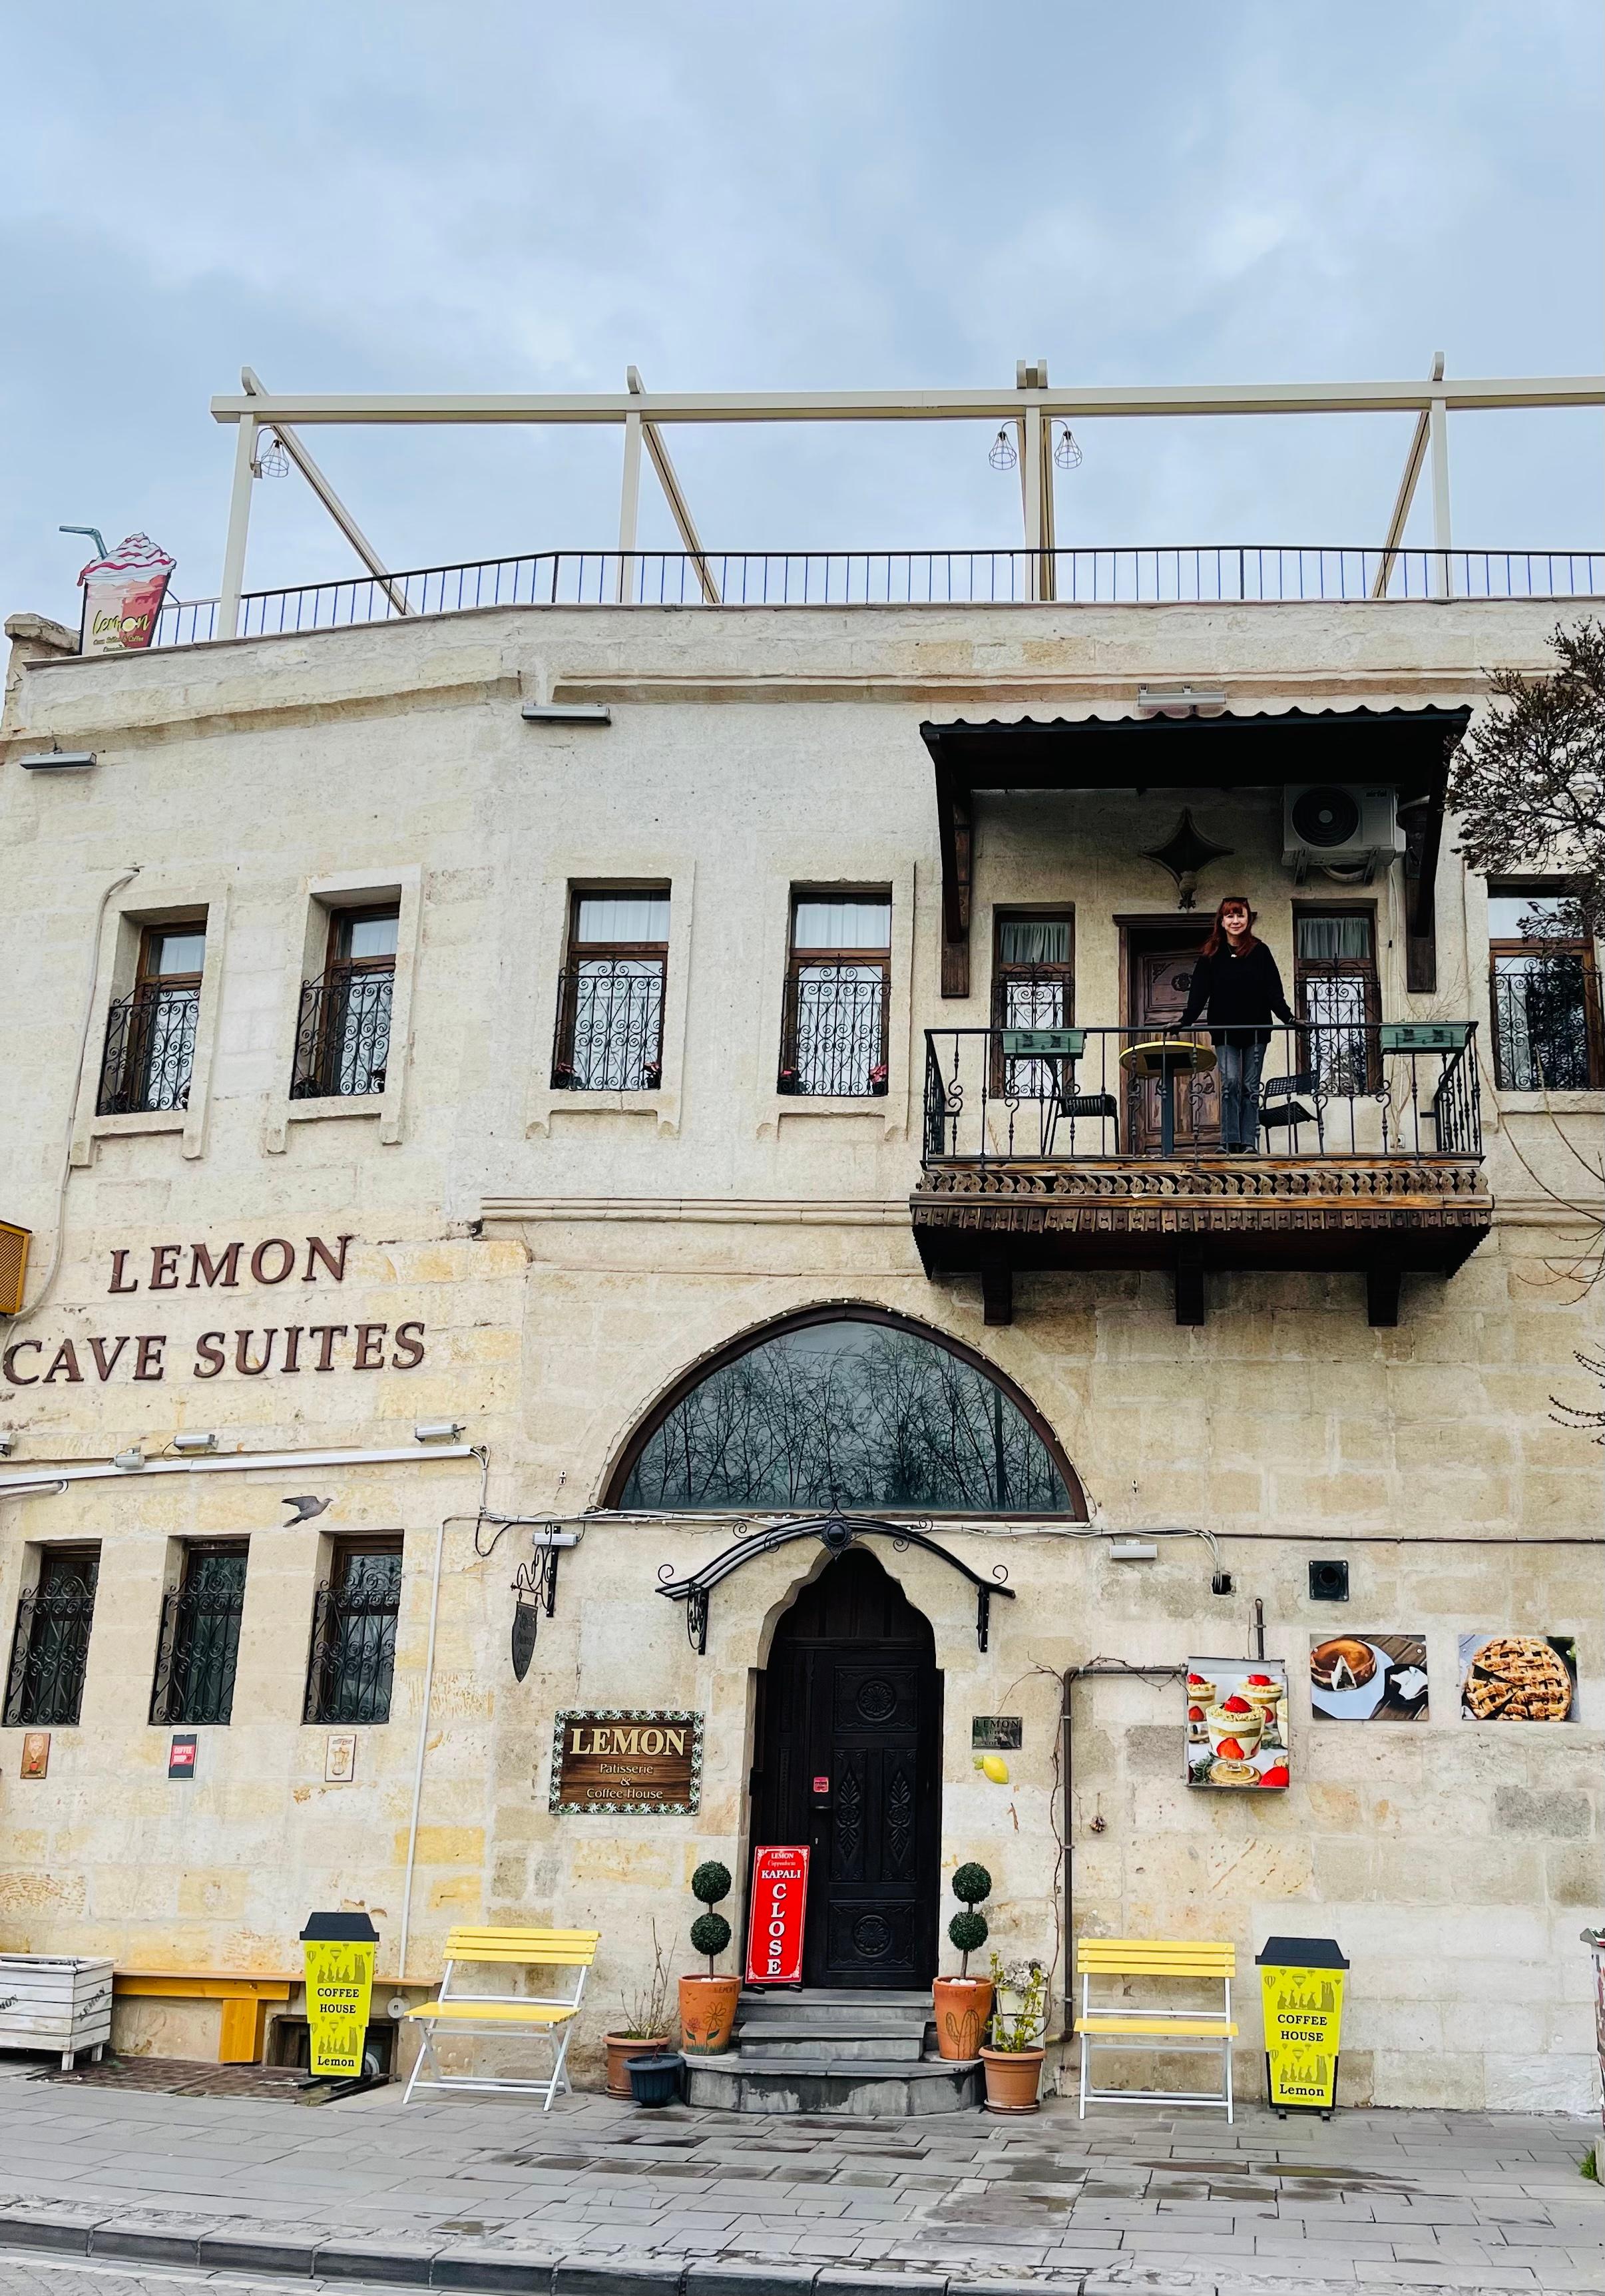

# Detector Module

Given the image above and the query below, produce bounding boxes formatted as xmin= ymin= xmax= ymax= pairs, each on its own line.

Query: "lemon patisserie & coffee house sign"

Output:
xmin=0 ymin=1236 xmax=429 ymax=1389
xmin=550 ymin=1712 xmax=703 ymax=1815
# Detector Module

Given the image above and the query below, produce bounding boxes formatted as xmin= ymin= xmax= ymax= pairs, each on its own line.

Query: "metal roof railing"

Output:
xmin=149 ymin=544 xmax=1605 ymax=648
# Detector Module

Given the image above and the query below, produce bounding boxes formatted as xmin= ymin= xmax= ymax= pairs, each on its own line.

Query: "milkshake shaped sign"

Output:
xmin=79 ymin=533 xmax=176 ymax=654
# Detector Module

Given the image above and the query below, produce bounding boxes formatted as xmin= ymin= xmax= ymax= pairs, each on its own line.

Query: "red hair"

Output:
xmin=1201 ymin=896 xmax=1258 ymax=959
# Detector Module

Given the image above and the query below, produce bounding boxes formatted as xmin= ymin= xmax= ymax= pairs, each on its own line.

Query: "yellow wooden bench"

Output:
xmin=403 ymin=1926 xmax=600 ymax=2110
xmin=1074 ymin=1937 xmax=1238 ymax=2121
xmin=113 ymin=1970 xmax=297 ymax=2064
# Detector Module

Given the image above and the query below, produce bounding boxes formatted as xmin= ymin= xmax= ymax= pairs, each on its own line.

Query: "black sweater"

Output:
xmin=1178 ymin=941 xmax=1295 ymax=1042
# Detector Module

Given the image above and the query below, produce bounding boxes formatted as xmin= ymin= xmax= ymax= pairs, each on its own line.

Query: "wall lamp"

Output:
xmin=1136 ymin=686 xmax=1228 ymax=720
xmin=413 ymin=1419 xmax=465 ymax=1444
xmin=520 ymin=702 xmax=611 ymax=726
xmin=18 ymin=751 xmax=98 ymax=771
xmin=171 ymin=1431 xmax=218 ymax=1456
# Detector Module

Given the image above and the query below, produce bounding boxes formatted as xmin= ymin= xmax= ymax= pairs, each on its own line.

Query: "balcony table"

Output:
xmin=1118 ymin=1036 xmax=1218 ymax=1157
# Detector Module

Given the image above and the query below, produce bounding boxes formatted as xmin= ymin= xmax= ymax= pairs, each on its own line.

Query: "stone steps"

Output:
xmin=684 ymin=2051 xmax=981 ymax=2117
xmin=682 ymin=1986 xmax=979 ymax=2116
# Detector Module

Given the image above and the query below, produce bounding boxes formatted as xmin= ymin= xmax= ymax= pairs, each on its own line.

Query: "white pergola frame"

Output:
xmin=210 ymin=356 xmax=1605 ymax=633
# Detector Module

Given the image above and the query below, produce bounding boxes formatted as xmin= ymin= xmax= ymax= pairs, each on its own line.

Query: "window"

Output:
xmin=553 ymin=889 xmax=669 ymax=1091
xmin=292 ymin=906 xmax=397 ymax=1099
xmin=992 ymin=913 xmax=1074 ymax=1096
xmin=4 ymin=1547 xmax=99 ymax=1726
xmin=1295 ymin=910 xmax=1379 ymax=1096
xmin=779 ymin=892 xmax=891 ymax=1097
xmin=613 ymin=1310 xmax=1078 ymax=1514
xmin=98 ymin=923 xmax=205 ymax=1114
xmin=1489 ymin=890 xmax=1604 ymax=1090
xmin=150 ymin=1542 xmax=248 ymax=1726
xmin=304 ymin=1538 xmax=403 ymax=1724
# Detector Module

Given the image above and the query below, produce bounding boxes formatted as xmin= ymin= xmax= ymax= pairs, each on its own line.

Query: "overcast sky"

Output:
xmin=2 ymin=1 xmax=1600 ymax=620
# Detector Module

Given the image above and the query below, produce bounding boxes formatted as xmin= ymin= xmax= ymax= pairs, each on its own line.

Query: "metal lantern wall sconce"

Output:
xmin=509 ymin=1526 xmax=583 ymax=1681
xmin=1053 ymin=425 xmax=1083 ymax=469
xmin=988 ymin=427 xmax=1018 ymax=471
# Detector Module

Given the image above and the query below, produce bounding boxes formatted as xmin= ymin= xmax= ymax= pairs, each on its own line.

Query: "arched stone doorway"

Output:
xmin=750 ymin=1547 xmax=943 ymax=1990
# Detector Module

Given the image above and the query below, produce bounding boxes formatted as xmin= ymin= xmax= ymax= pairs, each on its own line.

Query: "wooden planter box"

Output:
xmin=0 ymin=1955 xmax=113 ymax=2068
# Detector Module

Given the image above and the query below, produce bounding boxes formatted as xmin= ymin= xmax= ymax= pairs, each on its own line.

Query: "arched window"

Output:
xmin=609 ymin=1308 xmax=1083 ymax=1516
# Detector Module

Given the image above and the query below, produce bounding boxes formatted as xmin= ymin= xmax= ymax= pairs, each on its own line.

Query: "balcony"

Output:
xmin=911 ymin=1023 xmax=1490 ymax=1327
xmin=97 ymin=983 xmax=199 ymax=1115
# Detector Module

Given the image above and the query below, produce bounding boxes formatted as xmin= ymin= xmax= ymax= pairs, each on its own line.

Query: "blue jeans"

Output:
xmin=1216 ymin=1037 xmax=1267 ymax=1149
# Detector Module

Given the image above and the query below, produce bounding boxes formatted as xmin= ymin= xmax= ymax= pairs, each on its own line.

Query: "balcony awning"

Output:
xmin=919 ymin=704 xmax=1471 ymax=997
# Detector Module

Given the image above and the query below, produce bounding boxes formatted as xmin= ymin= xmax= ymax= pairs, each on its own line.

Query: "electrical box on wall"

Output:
xmin=1282 ymin=786 xmax=1404 ymax=881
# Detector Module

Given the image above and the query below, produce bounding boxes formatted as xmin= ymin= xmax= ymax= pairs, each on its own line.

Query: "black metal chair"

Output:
xmin=1258 ymin=1068 xmax=1317 ymax=1146
xmin=1044 ymin=1082 xmax=1120 ymax=1156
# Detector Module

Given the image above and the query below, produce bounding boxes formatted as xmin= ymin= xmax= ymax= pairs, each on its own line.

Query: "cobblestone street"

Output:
xmin=1 ymin=2062 xmax=1603 ymax=2294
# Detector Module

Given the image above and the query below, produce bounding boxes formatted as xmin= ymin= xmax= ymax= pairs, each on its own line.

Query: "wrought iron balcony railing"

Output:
xmin=551 ymin=965 xmax=664 ymax=1092
xmin=148 ymin=546 xmax=1605 ymax=647
xmin=292 ymin=967 xmax=393 ymax=1098
xmin=149 ymin=1573 xmax=247 ymax=1727
xmin=923 ymin=1022 xmax=1482 ymax=1166
xmin=97 ymin=983 xmax=199 ymax=1115
xmin=4 ymin=1579 xmax=97 ymax=1727
xmin=780 ymin=969 xmax=890 ymax=1098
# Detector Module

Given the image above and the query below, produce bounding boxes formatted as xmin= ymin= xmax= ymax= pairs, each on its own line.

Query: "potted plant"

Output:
xmin=678 ymin=1860 xmax=740 ymax=2055
xmin=932 ymin=1862 xmax=995 ymax=2060
xmin=980 ymin=1952 xmax=1049 ymax=2114
xmin=604 ymin=1921 xmax=672 ymax=2098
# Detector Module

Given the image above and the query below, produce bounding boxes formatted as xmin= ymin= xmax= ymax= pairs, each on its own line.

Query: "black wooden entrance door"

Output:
xmin=751 ymin=1548 xmax=942 ymax=1989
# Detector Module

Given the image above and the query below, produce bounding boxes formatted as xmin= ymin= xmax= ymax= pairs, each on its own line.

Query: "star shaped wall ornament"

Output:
xmin=1142 ymin=809 xmax=1234 ymax=910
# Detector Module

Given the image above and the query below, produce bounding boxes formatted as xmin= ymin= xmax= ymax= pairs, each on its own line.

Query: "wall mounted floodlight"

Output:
xmin=413 ymin=1419 xmax=465 ymax=1444
xmin=18 ymin=752 xmax=97 ymax=772
xmin=171 ymin=1432 xmax=218 ymax=1455
xmin=520 ymin=702 xmax=612 ymax=725
xmin=112 ymin=1447 xmax=146 ymax=1471
xmin=1136 ymin=686 xmax=1228 ymax=720
xmin=1108 ymin=1538 xmax=1159 ymax=1562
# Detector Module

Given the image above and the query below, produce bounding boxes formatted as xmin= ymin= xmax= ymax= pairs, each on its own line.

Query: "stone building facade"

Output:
xmin=0 ymin=590 xmax=1600 ymax=2109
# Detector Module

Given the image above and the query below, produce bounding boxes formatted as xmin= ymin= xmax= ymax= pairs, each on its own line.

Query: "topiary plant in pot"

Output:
xmin=932 ymin=1861 xmax=994 ymax=2061
xmin=678 ymin=1859 xmax=740 ymax=2056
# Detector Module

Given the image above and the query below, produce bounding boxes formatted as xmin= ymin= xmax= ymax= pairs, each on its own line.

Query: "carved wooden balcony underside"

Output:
xmin=910 ymin=1158 xmax=1493 ymax=1326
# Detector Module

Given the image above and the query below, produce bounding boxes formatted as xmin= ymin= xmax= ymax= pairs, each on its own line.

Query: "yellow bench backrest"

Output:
xmin=445 ymin=1927 xmax=601 ymax=1966
xmin=1077 ymin=1937 xmax=1236 ymax=1978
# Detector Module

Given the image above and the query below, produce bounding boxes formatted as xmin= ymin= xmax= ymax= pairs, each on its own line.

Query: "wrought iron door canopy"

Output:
xmin=656 ymin=1510 xmax=1014 ymax=1654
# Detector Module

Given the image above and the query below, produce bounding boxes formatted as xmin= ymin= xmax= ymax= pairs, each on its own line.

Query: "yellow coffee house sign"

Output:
xmin=300 ymin=1910 xmax=378 ymax=2080
xmin=1256 ymin=1934 xmax=1350 ymax=2115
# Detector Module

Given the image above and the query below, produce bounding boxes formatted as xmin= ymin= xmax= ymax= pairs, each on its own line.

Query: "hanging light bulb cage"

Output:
xmin=255 ymin=433 xmax=292 ymax=479
xmin=988 ymin=426 xmax=1019 ymax=472
xmin=1054 ymin=425 xmax=1083 ymax=471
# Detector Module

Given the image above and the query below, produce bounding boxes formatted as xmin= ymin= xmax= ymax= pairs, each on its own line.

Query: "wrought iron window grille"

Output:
xmin=149 ymin=1559 xmax=247 ymax=1727
xmin=4 ymin=1567 xmax=98 ymax=1727
xmin=551 ymin=964 xmax=665 ymax=1091
xmin=97 ymin=983 xmax=199 ymax=1115
xmin=303 ymin=1552 xmax=401 ymax=1724
xmin=1490 ymin=952 xmax=1603 ymax=1090
xmin=778 ymin=968 xmax=889 ymax=1096
xmin=291 ymin=965 xmax=393 ymax=1099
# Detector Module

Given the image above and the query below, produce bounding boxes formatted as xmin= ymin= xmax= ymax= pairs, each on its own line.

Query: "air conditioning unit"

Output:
xmin=1281 ymin=784 xmax=1405 ymax=881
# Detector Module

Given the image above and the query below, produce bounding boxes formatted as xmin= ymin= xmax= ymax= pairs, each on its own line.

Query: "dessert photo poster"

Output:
xmin=1186 ymin=1658 xmax=1289 ymax=1789
xmin=1459 ymin=1634 xmax=1577 ymax=1722
xmin=1310 ymin=1633 xmax=1429 ymax=1722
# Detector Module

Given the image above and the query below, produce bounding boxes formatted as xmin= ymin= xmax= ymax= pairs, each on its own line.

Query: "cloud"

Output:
xmin=1 ymin=0 xmax=1598 ymax=617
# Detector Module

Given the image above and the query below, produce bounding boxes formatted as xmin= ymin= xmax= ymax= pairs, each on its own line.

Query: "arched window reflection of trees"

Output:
xmin=616 ymin=1313 xmax=1076 ymax=1514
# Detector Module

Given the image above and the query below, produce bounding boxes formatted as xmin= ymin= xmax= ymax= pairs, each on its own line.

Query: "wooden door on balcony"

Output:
xmin=1123 ymin=923 xmax=1221 ymax=1154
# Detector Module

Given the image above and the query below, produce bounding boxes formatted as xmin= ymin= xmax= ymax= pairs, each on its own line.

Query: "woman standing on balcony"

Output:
xmin=1179 ymin=897 xmax=1296 ymax=1152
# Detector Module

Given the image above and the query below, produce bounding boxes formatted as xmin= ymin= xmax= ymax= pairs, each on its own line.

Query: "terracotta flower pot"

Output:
xmin=980 ymin=2044 xmax=1044 ymax=2114
xmin=678 ymin=1973 xmax=741 ymax=2056
xmin=604 ymin=2032 xmax=669 ymax=2098
xmin=931 ymin=1976 xmax=994 ymax=2061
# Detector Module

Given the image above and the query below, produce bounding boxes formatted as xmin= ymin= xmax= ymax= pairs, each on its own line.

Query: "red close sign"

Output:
xmin=746 ymin=1844 xmax=809 ymax=1985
